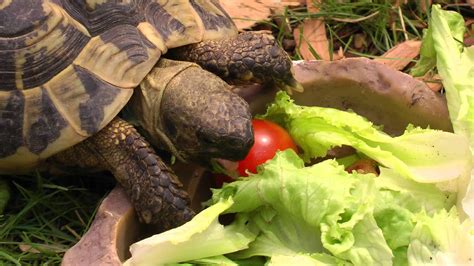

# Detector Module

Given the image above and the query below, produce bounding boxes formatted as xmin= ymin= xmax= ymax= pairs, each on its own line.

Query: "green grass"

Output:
xmin=291 ymin=1 xmax=424 ymax=58
xmin=0 ymin=173 xmax=113 ymax=265
xmin=269 ymin=1 xmax=468 ymax=60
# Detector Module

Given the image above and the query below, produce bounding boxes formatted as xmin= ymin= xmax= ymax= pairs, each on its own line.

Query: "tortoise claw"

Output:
xmin=275 ymin=76 xmax=304 ymax=95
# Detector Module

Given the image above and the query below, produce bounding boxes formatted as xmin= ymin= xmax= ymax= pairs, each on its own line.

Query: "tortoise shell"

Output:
xmin=0 ymin=0 xmax=237 ymax=172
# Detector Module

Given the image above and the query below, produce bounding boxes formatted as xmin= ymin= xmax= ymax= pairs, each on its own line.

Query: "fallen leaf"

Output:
xmin=305 ymin=0 xmax=318 ymax=12
xmin=293 ymin=0 xmax=335 ymax=60
xmin=219 ymin=0 xmax=300 ymax=30
xmin=467 ymin=0 xmax=474 ymax=9
xmin=19 ymin=244 xmax=41 ymax=254
xmin=416 ymin=73 xmax=443 ymax=92
xmin=373 ymin=40 xmax=421 ymax=70
xmin=419 ymin=0 xmax=432 ymax=12
xmin=294 ymin=20 xmax=331 ymax=60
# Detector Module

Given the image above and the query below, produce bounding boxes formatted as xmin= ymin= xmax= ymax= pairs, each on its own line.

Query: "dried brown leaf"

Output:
xmin=373 ymin=40 xmax=421 ymax=70
xmin=416 ymin=73 xmax=443 ymax=92
xmin=306 ymin=0 xmax=319 ymax=13
xmin=294 ymin=19 xmax=331 ymax=60
xmin=292 ymin=0 xmax=334 ymax=60
xmin=19 ymin=244 xmax=41 ymax=254
xmin=420 ymin=0 xmax=432 ymax=12
xmin=219 ymin=0 xmax=300 ymax=30
xmin=468 ymin=0 xmax=474 ymax=8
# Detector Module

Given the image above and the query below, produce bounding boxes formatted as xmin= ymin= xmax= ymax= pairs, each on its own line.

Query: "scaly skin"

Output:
xmin=130 ymin=59 xmax=254 ymax=166
xmin=168 ymin=32 xmax=303 ymax=93
xmin=51 ymin=118 xmax=194 ymax=229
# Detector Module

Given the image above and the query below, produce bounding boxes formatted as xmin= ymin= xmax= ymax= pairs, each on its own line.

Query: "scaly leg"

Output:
xmin=168 ymin=31 xmax=303 ymax=93
xmin=52 ymin=117 xmax=194 ymax=229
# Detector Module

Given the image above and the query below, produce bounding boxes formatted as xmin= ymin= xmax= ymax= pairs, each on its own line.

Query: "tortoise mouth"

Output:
xmin=209 ymin=158 xmax=240 ymax=177
xmin=188 ymin=147 xmax=249 ymax=167
xmin=194 ymin=129 xmax=253 ymax=162
xmin=170 ymin=132 xmax=252 ymax=167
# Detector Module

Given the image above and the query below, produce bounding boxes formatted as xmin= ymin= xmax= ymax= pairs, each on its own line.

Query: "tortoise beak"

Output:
xmin=196 ymin=132 xmax=253 ymax=163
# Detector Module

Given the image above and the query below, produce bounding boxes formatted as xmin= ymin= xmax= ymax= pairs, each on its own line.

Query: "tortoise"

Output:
xmin=0 ymin=0 xmax=300 ymax=230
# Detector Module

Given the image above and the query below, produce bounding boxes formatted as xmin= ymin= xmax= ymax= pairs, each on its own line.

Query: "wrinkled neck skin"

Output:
xmin=128 ymin=60 xmax=192 ymax=162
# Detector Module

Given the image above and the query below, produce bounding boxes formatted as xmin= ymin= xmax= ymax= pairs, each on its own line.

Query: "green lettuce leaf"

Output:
xmin=421 ymin=5 xmax=474 ymax=220
xmin=177 ymin=255 xmax=239 ymax=266
xmin=268 ymin=253 xmax=350 ymax=266
xmin=410 ymin=6 xmax=465 ymax=77
xmin=128 ymin=146 xmax=466 ymax=265
xmin=322 ymin=214 xmax=393 ymax=265
xmin=373 ymin=167 xmax=456 ymax=265
xmin=260 ymin=92 xmax=471 ymax=184
xmin=407 ymin=209 xmax=474 ymax=265
xmin=427 ymin=5 xmax=474 ymax=152
xmin=124 ymin=198 xmax=256 ymax=266
xmin=212 ymin=150 xmax=393 ymax=265
xmin=375 ymin=167 xmax=455 ymax=215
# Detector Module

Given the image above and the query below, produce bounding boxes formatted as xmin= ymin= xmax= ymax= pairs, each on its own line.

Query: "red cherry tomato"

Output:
xmin=237 ymin=119 xmax=297 ymax=176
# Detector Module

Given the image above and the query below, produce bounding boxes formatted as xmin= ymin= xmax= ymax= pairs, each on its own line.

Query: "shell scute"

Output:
xmin=145 ymin=2 xmax=186 ymax=42
xmin=0 ymin=91 xmax=24 ymax=158
xmin=60 ymin=0 xmax=141 ymax=36
xmin=177 ymin=0 xmax=237 ymax=41
xmin=189 ymin=0 xmax=234 ymax=31
xmin=74 ymin=65 xmax=123 ymax=135
xmin=0 ymin=0 xmax=48 ymax=38
xmin=0 ymin=1 xmax=90 ymax=91
xmin=99 ymin=24 xmax=151 ymax=64
xmin=25 ymin=88 xmax=68 ymax=154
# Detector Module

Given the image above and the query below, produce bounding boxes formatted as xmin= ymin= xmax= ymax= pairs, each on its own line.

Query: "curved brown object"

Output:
xmin=291 ymin=58 xmax=453 ymax=135
xmin=62 ymin=187 xmax=138 ymax=266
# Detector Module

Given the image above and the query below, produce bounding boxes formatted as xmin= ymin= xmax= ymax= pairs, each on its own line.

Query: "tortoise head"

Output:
xmin=134 ymin=60 xmax=254 ymax=165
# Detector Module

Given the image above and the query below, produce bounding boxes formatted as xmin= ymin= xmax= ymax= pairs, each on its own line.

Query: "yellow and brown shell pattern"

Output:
xmin=0 ymin=0 xmax=237 ymax=172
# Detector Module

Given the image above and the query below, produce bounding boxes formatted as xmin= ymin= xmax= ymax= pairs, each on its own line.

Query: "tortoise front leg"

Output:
xmin=52 ymin=118 xmax=194 ymax=229
xmin=168 ymin=32 xmax=303 ymax=93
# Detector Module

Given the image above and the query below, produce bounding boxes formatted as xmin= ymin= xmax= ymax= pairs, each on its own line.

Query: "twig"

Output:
xmin=75 ymin=209 xmax=86 ymax=227
xmin=63 ymin=225 xmax=81 ymax=240
xmin=398 ymin=7 xmax=408 ymax=41
xmin=331 ymin=11 xmax=379 ymax=23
